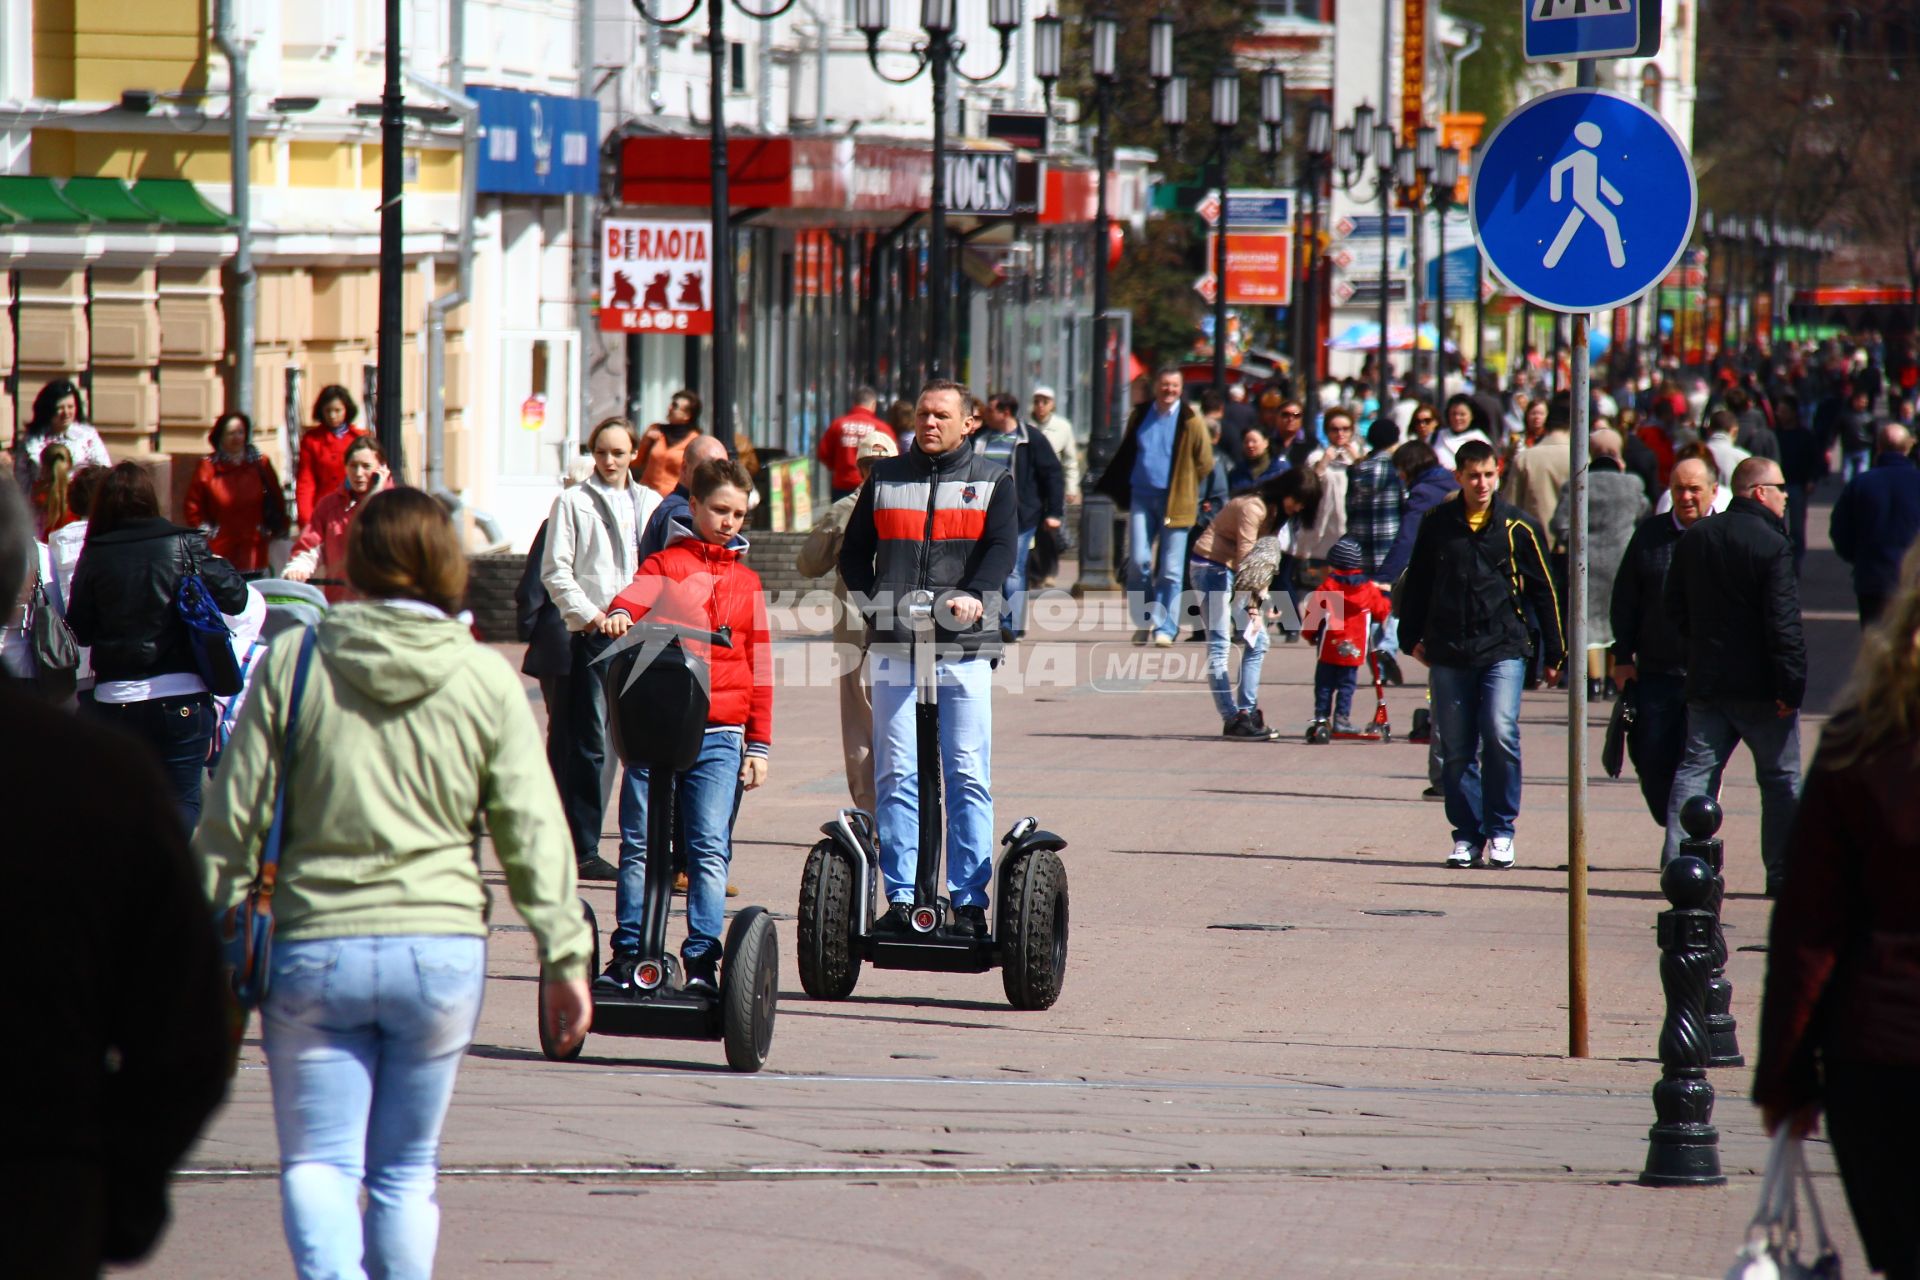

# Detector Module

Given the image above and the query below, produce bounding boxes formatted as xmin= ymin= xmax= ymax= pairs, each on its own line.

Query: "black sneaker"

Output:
xmin=1379 ymin=654 xmax=1404 ymax=686
xmin=1222 ymin=712 xmax=1248 ymax=736
xmin=1223 ymin=714 xmax=1267 ymax=739
xmin=951 ymin=904 xmax=989 ymax=940
xmin=683 ymin=956 xmax=719 ymax=995
xmin=875 ymin=901 xmax=913 ymax=934
xmin=1248 ymin=708 xmax=1279 ymax=739
xmin=1422 ymin=785 xmax=1442 ymax=800
xmin=594 ymin=952 xmax=640 ymax=993
xmin=576 ymin=855 xmax=619 ymax=882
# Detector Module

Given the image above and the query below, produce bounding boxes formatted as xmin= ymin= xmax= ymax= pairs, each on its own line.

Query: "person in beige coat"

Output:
xmin=1503 ymin=407 xmax=1572 ymax=546
xmin=795 ymin=432 xmax=898 ymax=813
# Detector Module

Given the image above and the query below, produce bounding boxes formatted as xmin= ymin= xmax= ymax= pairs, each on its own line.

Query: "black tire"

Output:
xmin=1000 ymin=849 xmax=1069 ymax=1011
xmin=797 ymin=840 xmax=862 ymax=1000
xmin=538 ymin=897 xmax=598 ymax=1063
xmin=722 ymin=907 xmax=779 ymax=1072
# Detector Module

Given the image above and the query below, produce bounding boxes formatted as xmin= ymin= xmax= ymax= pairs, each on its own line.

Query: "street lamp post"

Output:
xmin=1299 ymin=102 xmax=1333 ymax=417
xmin=857 ymin=0 xmax=1020 ymax=381
xmin=1333 ymin=104 xmax=1396 ymax=415
xmin=634 ymin=0 xmax=800 ymax=444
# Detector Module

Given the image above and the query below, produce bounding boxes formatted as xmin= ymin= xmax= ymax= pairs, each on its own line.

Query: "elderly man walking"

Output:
xmin=1663 ymin=456 xmax=1806 ymax=894
xmin=1830 ymin=422 xmax=1920 ymax=625
xmin=1096 ymin=366 xmax=1213 ymax=646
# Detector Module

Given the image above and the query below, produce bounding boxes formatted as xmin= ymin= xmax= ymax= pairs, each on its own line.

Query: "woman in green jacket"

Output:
xmin=197 ymin=488 xmax=591 ymax=1280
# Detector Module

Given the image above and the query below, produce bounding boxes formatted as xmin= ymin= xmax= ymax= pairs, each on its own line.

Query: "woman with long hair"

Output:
xmin=294 ymin=384 xmax=369 ymax=529
xmin=11 ymin=377 xmax=109 ymax=491
xmin=197 ymin=488 xmax=592 ymax=1280
xmin=30 ymin=441 xmax=77 ymax=538
xmin=65 ymin=462 xmax=250 ymax=823
xmin=1755 ymin=538 xmax=1920 ymax=1280
xmin=1188 ymin=467 xmax=1322 ymax=738
xmin=184 ymin=411 xmax=287 ymax=575
xmin=283 ymin=435 xmax=388 ymax=601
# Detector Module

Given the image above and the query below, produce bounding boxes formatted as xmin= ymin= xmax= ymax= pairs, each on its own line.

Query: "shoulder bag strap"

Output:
xmin=256 ymin=627 xmax=321 ymax=898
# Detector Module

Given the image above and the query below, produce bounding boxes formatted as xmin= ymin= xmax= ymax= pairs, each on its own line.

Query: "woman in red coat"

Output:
xmin=595 ymin=457 xmax=772 ymax=993
xmin=294 ymin=385 xmax=369 ymax=529
xmin=183 ymin=412 xmax=286 ymax=575
xmin=283 ymin=435 xmax=388 ymax=602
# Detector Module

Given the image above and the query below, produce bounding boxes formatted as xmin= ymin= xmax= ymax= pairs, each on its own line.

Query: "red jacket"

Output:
xmin=608 ymin=528 xmax=773 ymax=755
xmin=816 ymin=409 xmax=897 ymax=492
xmin=184 ymin=453 xmax=285 ymax=572
xmin=295 ymin=425 xmax=370 ymax=526
xmin=1304 ymin=569 xmax=1392 ymax=667
xmin=289 ymin=485 xmax=370 ymax=603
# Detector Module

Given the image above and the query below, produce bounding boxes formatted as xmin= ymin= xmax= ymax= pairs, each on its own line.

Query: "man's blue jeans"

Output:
xmin=1430 ymin=659 xmax=1526 ymax=845
xmin=1193 ymin=559 xmax=1268 ymax=720
xmin=1002 ymin=527 xmax=1036 ymax=637
xmin=263 ymin=935 xmax=486 ymax=1280
xmin=614 ymin=728 xmax=744 ymax=961
xmin=1663 ymin=699 xmax=1800 ymax=892
xmin=1842 ymin=450 xmax=1872 ymax=483
xmin=1127 ymin=488 xmax=1190 ymax=638
xmin=871 ymin=651 xmax=993 ymax=907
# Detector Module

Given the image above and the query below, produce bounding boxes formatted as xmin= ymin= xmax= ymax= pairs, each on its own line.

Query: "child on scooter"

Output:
xmin=596 ymin=458 xmax=772 ymax=994
xmin=1304 ymin=536 xmax=1392 ymax=736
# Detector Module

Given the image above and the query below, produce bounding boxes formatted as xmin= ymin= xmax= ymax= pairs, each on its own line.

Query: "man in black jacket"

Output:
xmin=1611 ymin=457 xmax=1718 ymax=824
xmin=1397 ymin=439 xmax=1564 ymax=869
xmin=840 ymin=379 xmax=1018 ymax=937
xmin=1663 ymin=456 xmax=1806 ymax=892
xmin=973 ymin=391 xmax=1064 ymax=641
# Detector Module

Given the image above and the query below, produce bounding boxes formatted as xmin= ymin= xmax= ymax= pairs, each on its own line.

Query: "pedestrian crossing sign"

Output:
xmin=1523 ymin=0 xmax=1659 ymax=61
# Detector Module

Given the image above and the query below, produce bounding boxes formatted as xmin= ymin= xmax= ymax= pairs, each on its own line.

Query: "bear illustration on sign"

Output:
xmin=609 ymin=270 xmax=639 ymax=309
xmin=642 ymin=272 xmax=673 ymax=310
xmin=677 ymin=271 xmax=706 ymax=310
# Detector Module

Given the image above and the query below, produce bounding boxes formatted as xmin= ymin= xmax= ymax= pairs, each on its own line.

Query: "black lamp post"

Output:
xmin=1401 ymin=124 xmax=1456 ymax=395
xmin=1334 ymin=105 xmax=1396 ymax=414
xmin=633 ymin=0 xmax=800 ymax=444
xmin=857 ymin=0 xmax=1020 ymax=381
xmin=1298 ymin=101 xmax=1331 ymax=416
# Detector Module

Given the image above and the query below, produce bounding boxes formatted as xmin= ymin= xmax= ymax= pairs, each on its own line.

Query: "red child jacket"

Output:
xmin=607 ymin=524 xmax=773 ymax=755
xmin=1304 ymin=569 xmax=1393 ymax=668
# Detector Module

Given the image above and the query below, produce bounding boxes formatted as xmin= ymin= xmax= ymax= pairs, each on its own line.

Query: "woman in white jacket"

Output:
xmin=540 ymin=418 xmax=660 ymax=880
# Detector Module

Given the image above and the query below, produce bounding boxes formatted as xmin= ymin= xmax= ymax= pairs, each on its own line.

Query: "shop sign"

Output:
xmin=600 ymin=218 xmax=714 ymax=334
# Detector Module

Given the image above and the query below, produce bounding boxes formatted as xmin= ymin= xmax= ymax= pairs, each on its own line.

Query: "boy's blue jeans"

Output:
xmin=614 ymin=728 xmax=744 ymax=961
xmin=1313 ymin=663 xmax=1360 ymax=720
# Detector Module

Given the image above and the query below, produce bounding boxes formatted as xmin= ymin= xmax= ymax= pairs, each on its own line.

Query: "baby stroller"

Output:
xmin=253 ymin=578 xmax=329 ymax=640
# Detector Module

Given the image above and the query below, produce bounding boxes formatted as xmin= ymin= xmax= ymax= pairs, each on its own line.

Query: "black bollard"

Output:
xmin=1679 ymin=795 xmax=1743 ymax=1068
xmin=1640 ymin=855 xmax=1727 ymax=1186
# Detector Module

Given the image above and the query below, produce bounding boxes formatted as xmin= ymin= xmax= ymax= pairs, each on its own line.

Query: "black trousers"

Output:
xmin=1826 ymin=1060 xmax=1920 ymax=1280
xmin=1628 ymin=672 xmax=1689 ymax=825
xmin=559 ymin=631 xmax=613 ymax=863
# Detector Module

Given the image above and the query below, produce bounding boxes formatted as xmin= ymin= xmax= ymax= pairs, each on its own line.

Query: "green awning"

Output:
xmin=0 ymin=176 xmax=89 ymax=224
xmin=129 ymin=178 xmax=232 ymax=228
xmin=59 ymin=176 xmax=161 ymax=223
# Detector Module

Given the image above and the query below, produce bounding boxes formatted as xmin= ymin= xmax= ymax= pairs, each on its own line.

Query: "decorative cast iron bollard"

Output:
xmin=1640 ymin=855 xmax=1727 ymax=1187
xmin=1678 ymin=795 xmax=1744 ymax=1068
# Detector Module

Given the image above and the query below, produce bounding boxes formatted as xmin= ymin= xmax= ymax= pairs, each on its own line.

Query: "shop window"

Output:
xmin=730 ymin=42 xmax=748 ymax=93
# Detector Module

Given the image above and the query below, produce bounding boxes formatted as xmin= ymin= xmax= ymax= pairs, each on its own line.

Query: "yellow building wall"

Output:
xmin=32 ymin=0 xmax=77 ymax=98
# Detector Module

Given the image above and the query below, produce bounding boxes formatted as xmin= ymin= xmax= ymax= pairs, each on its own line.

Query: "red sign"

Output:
xmin=600 ymin=218 xmax=713 ymax=334
xmin=1207 ymin=231 xmax=1294 ymax=306
xmin=619 ymin=136 xmax=932 ymax=214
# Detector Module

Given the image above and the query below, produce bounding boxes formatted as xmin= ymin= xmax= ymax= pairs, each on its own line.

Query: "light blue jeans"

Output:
xmin=615 ymin=728 xmax=744 ymax=961
xmin=871 ymin=651 xmax=994 ymax=907
xmin=1002 ymin=528 xmax=1036 ymax=637
xmin=1192 ymin=558 xmax=1268 ymax=720
xmin=1127 ymin=488 xmax=1191 ymax=638
xmin=263 ymin=935 xmax=487 ymax=1280
xmin=1430 ymin=659 xmax=1527 ymax=845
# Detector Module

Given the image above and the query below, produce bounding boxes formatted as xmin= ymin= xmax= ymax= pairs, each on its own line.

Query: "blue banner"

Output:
xmin=1425 ymin=244 xmax=1480 ymax=304
xmin=472 ymin=87 xmax=599 ymax=196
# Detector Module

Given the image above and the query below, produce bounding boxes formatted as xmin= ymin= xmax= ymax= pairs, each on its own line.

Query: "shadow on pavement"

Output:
xmin=465 ymin=1042 xmax=736 ymax=1072
xmin=1117 ymin=847 xmax=1650 ymax=875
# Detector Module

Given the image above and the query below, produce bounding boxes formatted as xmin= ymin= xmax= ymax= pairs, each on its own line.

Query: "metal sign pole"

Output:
xmin=1566 ymin=58 xmax=1598 ymax=1062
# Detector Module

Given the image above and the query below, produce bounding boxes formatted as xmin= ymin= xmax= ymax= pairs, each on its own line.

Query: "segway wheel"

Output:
xmin=797 ymin=839 xmax=862 ymax=1000
xmin=538 ymin=897 xmax=598 ymax=1063
xmin=1000 ymin=849 xmax=1069 ymax=1011
xmin=721 ymin=907 xmax=779 ymax=1072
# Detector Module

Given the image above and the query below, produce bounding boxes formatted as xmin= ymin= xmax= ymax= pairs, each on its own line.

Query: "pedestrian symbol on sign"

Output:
xmin=1532 ymin=0 xmax=1628 ymax=20
xmin=1544 ymin=122 xmax=1626 ymax=270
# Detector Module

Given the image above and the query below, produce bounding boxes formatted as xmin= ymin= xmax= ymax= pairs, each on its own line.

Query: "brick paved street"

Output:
xmin=128 ymin=499 xmax=1868 ymax=1279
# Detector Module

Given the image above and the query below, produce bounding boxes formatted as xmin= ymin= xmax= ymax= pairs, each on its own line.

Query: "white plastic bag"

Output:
xmin=1727 ymin=1127 xmax=1843 ymax=1280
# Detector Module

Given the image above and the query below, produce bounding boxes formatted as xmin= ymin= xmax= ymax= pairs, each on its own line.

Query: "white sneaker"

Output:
xmin=1446 ymin=840 xmax=1479 ymax=868
xmin=1152 ymin=633 xmax=1175 ymax=648
xmin=1488 ymin=837 xmax=1515 ymax=868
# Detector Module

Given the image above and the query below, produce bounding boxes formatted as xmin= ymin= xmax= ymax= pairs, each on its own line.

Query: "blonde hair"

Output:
xmin=1820 ymin=537 xmax=1920 ymax=770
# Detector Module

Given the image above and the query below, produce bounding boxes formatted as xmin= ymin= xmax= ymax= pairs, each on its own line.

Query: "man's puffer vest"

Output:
xmin=865 ymin=445 xmax=1009 ymax=657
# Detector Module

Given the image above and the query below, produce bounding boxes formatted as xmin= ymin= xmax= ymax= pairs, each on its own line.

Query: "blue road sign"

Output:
xmin=1469 ymin=88 xmax=1695 ymax=314
xmin=1524 ymin=0 xmax=1650 ymax=62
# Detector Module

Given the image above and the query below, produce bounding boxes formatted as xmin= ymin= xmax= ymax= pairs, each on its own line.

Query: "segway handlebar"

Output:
xmin=588 ymin=618 xmax=733 ymax=672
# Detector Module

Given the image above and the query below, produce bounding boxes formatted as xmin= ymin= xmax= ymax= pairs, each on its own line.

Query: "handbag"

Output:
xmin=259 ymin=460 xmax=290 ymax=539
xmin=1725 ymin=1128 xmax=1843 ymax=1280
xmin=26 ymin=559 xmax=80 ymax=701
xmin=175 ymin=539 xmax=244 ymax=696
xmin=1602 ymin=678 xmax=1637 ymax=779
xmin=216 ymin=627 xmax=320 ymax=1009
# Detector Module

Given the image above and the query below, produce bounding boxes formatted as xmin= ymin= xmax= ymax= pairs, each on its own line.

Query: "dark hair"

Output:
xmin=344 ymin=434 xmax=387 ymax=467
xmin=854 ymin=384 xmax=880 ymax=408
xmin=671 ymin=389 xmax=703 ymax=423
xmin=1708 ymin=408 xmax=1739 ymax=438
xmin=918 ymin=378 xmax=977 ymax=415
xmin=1723 ymin=386 xmax=1750 ymax=413
xmin=989 ymin=391 xmax=1021 ymax=417
xmin=1256 ymin=467 xmax=1321 ymax=533
xmin=27 ymin=378 xmax=85 ymax=437
xmin=347 ymin=487 xmax=467 ymax=614
xmin=689 ymin=457 xmax=755 ymax=502
xmin=89 ymin=461 xmax=163 ymax=535
xmin=1153 ymin=364 xmax=1184 ymax=383
xmin=313 ymin=384 xmax=358 ymax=427
xmin=1323 ymin=406 xmax=1356 ymax=432
xmin=1366 ymin=418 xmax=1400 ymax=451
xmin=889 ymin=399 xmax=916 ymax=434
xmin=1393 ymin=440 xmax=1439 ymax=478
xmin=208 ymin=410 xmax=253 ymax=452
xmin=67 ymin=463 xmax=105 ymax=519
xmin=1453 ymin=439 xmax=1498 ymax=470
xmin=1199 ymin=389 xmax=1225 ymax=414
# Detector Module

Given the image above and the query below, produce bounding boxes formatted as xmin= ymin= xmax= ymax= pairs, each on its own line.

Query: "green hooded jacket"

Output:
xmin=196 ymin=603 xmax=591 ymax=980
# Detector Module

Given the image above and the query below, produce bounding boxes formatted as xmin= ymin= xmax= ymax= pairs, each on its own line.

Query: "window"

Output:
xmin=1257 ymin=0 xmax=1321 ymax=21
xmin=730 ymin=41 xmax=748 ymax=93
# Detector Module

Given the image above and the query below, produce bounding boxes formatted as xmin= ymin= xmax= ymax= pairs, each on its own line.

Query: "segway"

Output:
xmin=536 ymin=619 xmax=778 ymax=1072
xmin=797 ymin=590 xmax=1068 ymax=1010
xmin=1304 ymin=652 xmax=1394 ymax=744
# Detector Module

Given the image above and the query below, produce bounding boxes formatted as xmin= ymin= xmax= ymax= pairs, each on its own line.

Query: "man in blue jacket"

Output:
xmin=1831 ymin=422 xmax=1920 ymax=624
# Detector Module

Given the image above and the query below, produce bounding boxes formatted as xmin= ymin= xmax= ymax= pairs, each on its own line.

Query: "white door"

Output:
xmin=495 ymin=330 xmax=579 ymax=549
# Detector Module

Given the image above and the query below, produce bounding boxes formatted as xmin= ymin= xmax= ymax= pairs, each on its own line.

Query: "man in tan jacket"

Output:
xmin=795 ymin=432 xmax=898 ymax=813
xmin=1502 ymin=401 xmax=1571 ymax=545
xmin=1095 ymin=366 xmax=1214 ymax=645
